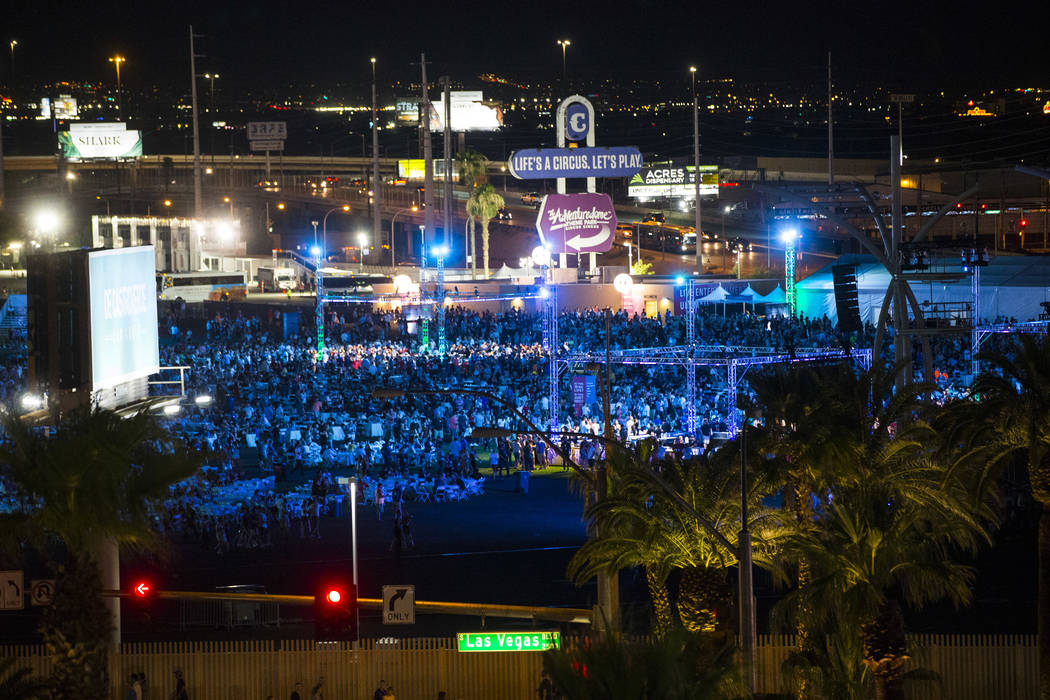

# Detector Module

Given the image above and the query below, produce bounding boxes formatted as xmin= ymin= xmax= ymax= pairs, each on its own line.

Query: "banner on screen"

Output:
xmin=60 ymin=123 xmax=142 ymax=161
xmin=88 ymin=247 xmax=160 ymax=389
xmin=628 ymin=164 xmax=719 ymax=198
xmin=428 ymin=91 xmax=503 ymax=131
xmin=398 ymin=159 xmax=457 ymax=181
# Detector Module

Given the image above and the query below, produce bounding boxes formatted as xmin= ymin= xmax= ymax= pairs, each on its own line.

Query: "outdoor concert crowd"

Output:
xmin=0 ymin=300 xmax=1025 ymax=554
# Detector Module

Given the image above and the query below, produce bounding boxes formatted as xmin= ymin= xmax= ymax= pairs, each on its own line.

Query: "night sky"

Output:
xmin=7 ymin=0 xmax=1049 ymax=90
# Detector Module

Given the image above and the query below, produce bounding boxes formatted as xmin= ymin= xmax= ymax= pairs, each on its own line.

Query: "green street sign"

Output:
xmin=457 ymin=631 xmax=561 ymax=653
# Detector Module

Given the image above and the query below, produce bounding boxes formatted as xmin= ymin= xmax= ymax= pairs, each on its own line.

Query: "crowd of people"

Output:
xmin=0 ymin=295 xmax=1034 ymax=551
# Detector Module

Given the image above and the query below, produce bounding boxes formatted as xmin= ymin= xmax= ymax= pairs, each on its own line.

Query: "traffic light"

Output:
xmin=131 ymin=580 xmax=154 ymax=602
xmin=1020 ymin=218 xmax=1028 ymax=229
xmin=314 ymin=582 xmax=357 ymax=642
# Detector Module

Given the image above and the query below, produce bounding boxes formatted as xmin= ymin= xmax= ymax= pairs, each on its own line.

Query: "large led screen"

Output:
xmin=88 ymin=247 xmax=160 ymax=389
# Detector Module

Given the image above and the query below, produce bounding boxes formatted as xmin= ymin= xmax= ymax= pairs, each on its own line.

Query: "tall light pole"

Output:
xmin=557 ymin=40 xmax=570 ymax=82
xmin=358 ymin=232 xmax=369 ymax=272
xmin=390 ymin=205 xmax=418 ymax=267
xmin=109 ymin=55 xmax=125 ymax=120
xmin=311 ymin=220 xmax=325 ymax=359
xmin=691 ymin=66 xmax=703 ymax=274
xmin=781 ymin=228 xmax=799 ymax=316
xmin=370 ymin=57 xmax=382 ymax=263
xmin=9 ymin=40 xmax=16 ymax=84
xmin=189 ymin=26 xmax=203 ymax=218
xmin=204 ymin=73 xmax=219 ymax=165
xmin=322 ymin=204 xmax=351 ymax=258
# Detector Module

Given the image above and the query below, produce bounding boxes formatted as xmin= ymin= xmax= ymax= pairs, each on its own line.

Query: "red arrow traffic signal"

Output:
xmin=133 ymin=581 xmax=152 ymax=598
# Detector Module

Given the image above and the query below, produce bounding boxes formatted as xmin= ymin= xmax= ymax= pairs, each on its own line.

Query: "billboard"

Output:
xmin=429 ymin=91 xmax=503 ymax=131
xmin=40 ymin=95 xmax=78 ymax=119
xmin=59 ymin=123 xmax=142 ymax=161
xmin=396 ymin=98 xmax=420 ymax=125
xmin=628 ymin=164 xmax=719 ymax=198
xmin=536 ymin=193 xmax=617 ymax=253
xmin=509 ymin=147 xmax=643 ymax=179
xmin=88 ymin=247 xmax=160 ymax=390
xmin=397 ymin=159 xmax=457 ymax=181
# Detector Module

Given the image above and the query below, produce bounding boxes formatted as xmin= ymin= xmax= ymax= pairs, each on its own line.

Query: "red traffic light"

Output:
xmin=325 ymin=589 xmax=342 ymax=604
xmin=133 ymin=581 xmax=152 ymax=597
xmin=1020 ymin=219 xmax=1028 ymax=227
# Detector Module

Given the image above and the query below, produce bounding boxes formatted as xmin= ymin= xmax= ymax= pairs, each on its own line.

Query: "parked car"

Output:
xmin=521 ymin=192 xmax=542 ymax=207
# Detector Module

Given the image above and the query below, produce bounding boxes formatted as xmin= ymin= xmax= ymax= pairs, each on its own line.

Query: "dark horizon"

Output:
xmin=5 ymin=1 xmax=1049 ymax=93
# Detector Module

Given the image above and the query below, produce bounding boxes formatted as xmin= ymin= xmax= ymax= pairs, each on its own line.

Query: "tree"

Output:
xmin=570 ymin=442 xmax=777 ymax=636
xmin=0 ymin=406 xmax=201 ymax=699
xmin=456 ymin=148 xmax=487 ymax=278
xmin=768 ymin=369 xmax=992 ymax=700
xmin=472 ymin=184 xmax=504 ymax=277
xmin=948 ymin=334 xmax=1050 ymax=699
xmin=543 ymin=628 xmax=746 ymax=700
xmin=0 ymin=658 xmax=50 ymax=700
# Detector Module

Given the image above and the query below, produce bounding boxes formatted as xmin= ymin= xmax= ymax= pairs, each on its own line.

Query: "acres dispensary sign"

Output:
xmin=457 ymin=631 xmax=561 ymax=652
xmin=508 ymin=147 xmax=642 ymax=179
xmin=536 ymin=193 xmax=617 ymax=254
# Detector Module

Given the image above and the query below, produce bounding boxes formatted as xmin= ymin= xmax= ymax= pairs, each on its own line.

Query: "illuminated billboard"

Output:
xmin=429 ymin=91 xmax=503 ymax=131
xmin=40 ymin=95 xmax=78 ymax=119
xmin=628 ymin=164 xmax=719 ymax=198
xmin=88 ymin=247 xmax=160 ymax=389
xmin=397 ymin=159 xmax=457 ymax=181
xmin=59 ymin=123 xmax=142 ymax=161
xmin=396 ymin=98 xmax=420 ymax=125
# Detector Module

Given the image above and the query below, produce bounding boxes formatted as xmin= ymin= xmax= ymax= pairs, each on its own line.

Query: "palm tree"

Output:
xmin=472 ymin=184 xmax=504 ymax=277
xmin=456 ymin=148 xmax=487 ymax=278
xmin=543 ymin=627 xmax=746 ymax=700
xmin=570 ymin=443 xmax=776 ymax=636
xmin=0 ymin=405 xmax=201 ymax=699
xmin=768 ymin=368 xmax=992 ymax=700
xmin=947 ymin=334 xmax=1050 ymax=699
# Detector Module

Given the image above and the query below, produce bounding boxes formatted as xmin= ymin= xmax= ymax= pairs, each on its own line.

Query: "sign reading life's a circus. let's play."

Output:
xmin=535 ymin=193 xmax=618 ymax=254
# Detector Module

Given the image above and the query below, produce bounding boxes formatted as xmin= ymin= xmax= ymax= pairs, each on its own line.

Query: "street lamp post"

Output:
xmin=9 ymin=40 xmax=16 ymax=83
xmin=204 ymin=73 xmax=219 ymax=164
xmin=357 ymin=232 xmax=369 ymax=272
xmin=322 ymin=204 xmax=351 ymax=260
xmin=390 ymin=205 xmax=418 ymax=267
xmin=557 ymin=40 xmax=571 ymax=82
xmin=691 ymin=66 xmax=702 ymax=274
xmin=370 ymin=58 xmax=383 ymax=262
xmin=781 ymin=228 xmax=799 ymax=316
xmin=109 ymin=55 xmax=126 ymax=120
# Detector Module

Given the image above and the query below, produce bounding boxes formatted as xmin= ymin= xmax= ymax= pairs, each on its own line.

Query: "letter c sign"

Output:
xmin=565 ymin=102 xmax=589 ymax=142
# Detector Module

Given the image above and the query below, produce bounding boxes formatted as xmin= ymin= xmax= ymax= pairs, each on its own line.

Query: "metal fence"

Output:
xmin=2 ymin=634 xmax=1039 ymax=700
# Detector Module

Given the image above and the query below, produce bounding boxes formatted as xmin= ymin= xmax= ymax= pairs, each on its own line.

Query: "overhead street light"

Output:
xmin=109 ymin=55 xmax=126 ymax=120
xmin=557 ymin=39 xmax=571 ymax=82
xmin=390 ymin=205 xmax=419 ymax=267
xmin=321 ymin=204 xmax=351 ymax=262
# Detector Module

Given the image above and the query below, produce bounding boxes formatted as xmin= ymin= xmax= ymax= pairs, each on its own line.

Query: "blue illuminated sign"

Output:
xmin=565 ymin=103 xmax=589 ymax=142
xmin=507 ymin=147 xmax=643 ymax=180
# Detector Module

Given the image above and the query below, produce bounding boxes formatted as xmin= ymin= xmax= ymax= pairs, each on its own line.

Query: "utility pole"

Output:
xmin=0 ymin=115 xmax=5 ymax=209
xmin=420 ymin=54 xmax=434 ymax=254
xmin=691 ymin=66 xmax=702 ymax=274
xmin=441 ymin=76 xmax=453 ymax=251
xmin=596 ymin=308 xmax=620 ymax=633
xmin=371 ymin=58 xmax=382 ymax=263
xmin=827 ymin=52 xmax=834 ymax=185
xmin=189 ymin=26 xmax=203 ymax=218
xmin=738 ymin=417 xmax=756 ymax=692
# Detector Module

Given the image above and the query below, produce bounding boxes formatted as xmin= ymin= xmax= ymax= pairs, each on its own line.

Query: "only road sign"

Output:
xmin=382 ymin=584 xmax=415 ymax=625
xmin=0 ymin=570 xmax=24 ymax=610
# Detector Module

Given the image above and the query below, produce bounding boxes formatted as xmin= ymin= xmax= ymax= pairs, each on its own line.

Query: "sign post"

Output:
xmin=0 ymin=570 xmax=24 ymax=610
xmin=558 ymin=96 xmax=594 ymax=271
xmin=382 ymin=584 xmax=415 ymax=625
xmin=535 ymin=192 xmax=617 ymax=254
xmin=456 ymin=631 xmax=560 ymax=652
